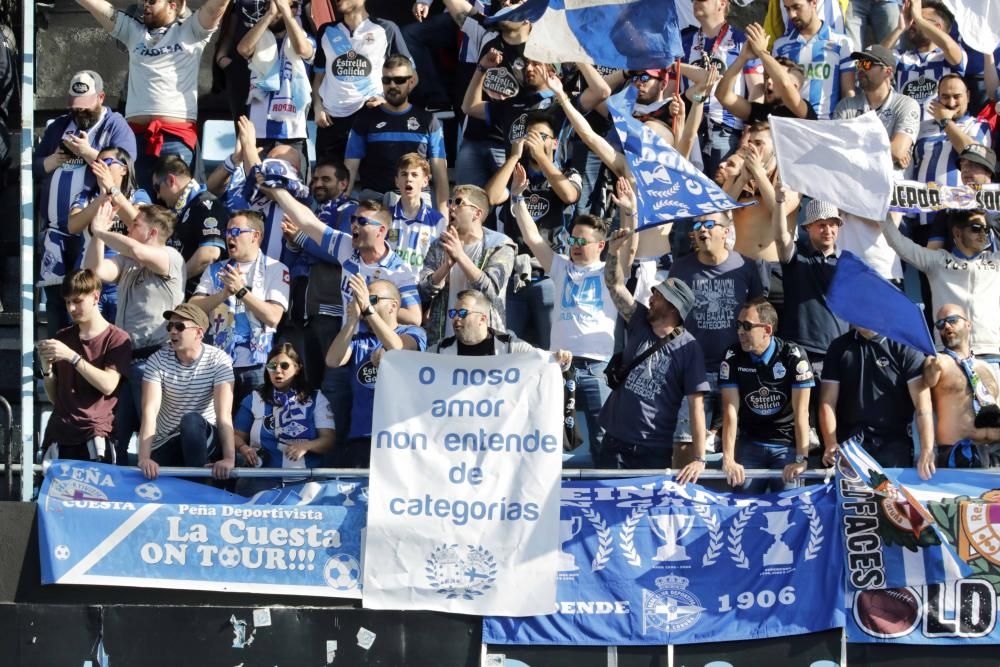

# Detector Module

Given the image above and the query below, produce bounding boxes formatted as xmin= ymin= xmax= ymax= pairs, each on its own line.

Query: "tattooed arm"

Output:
xmin=604 ymin=229 xmax=637 ymax=322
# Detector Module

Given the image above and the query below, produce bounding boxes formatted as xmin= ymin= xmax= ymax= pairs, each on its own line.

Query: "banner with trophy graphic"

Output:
xmin=483 ymin=476 xmax=844 ymax=645
xmin=364 ymin=351 xmax=564 ymax=616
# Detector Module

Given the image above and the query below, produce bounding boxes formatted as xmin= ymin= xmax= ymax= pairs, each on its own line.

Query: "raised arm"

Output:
xmin=460 ymin=49 xmax=495 ymax=120
xmin=771 ymin=180 xmax=797 ymax=264
xmin=91 ymin=202 xmax=170 ymax=276
xmin=75 ymin=0 xmax=117 ymax=33
xmin=908 ymin=0 xmax=963 ymax=66
xmin=441 ymin=0 xmax=478 ymax=26
xmin=266 ymin=186 xmax=329 ymax=245
xmin=547 ymin=73 xmax=628 ymax=176
xmin=509 ymin=163 xmax=554 ymax=273
xmin=198 ymin=0 xmax=232 ymax=32
xmin=236 ymin=1 xmax=278 ymax=59
xmin=603 ymin=229 xmax=637 ymax=321
xmin=484 ymin=140 xmax=523 ymax=205
xmin=746 ymin=23 xmax=810 ymax=118
xmin=576 ymin=62 xmax=613 ymax=113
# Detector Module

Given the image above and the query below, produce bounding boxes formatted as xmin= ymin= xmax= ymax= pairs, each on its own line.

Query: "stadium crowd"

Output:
xmin=32 ymin=0 xmax=1000 ymax=494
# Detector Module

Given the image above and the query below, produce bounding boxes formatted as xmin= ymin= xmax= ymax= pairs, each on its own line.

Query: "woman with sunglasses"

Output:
xmin=67 ymin=147 xmax=152 ymax=322
xmin=233 ymin=342 xmax=335 ymax=492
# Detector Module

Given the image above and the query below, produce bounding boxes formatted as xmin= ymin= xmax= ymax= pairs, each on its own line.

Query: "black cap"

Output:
xmin=959 ymin=144 xmax=997 ymax=174
xmin=850 ymin=44 xmax=897 ymax=70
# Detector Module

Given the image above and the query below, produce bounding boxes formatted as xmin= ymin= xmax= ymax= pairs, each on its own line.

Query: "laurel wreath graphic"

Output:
xmin=619 ymin=505 xmax=649 ymax=567
xmin=693 ymin=504 xmax=723 ymax=567
xmin=581 ymin=506 xmax=614 ymax=571
xmin=727 ymin=505 xmax=757 ymax=569
xmin=799 ymin=497 xmax=825 ymax=561
xmin=425 ymin=543 xmax=498 ymax=600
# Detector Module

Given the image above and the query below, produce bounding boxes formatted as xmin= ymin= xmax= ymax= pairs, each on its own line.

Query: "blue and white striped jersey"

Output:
xmin=773 ymin=22 xmax=854 ymax=120
xmin=912 ymin=115 xmax=992 ymax=224
xmin=895 ymin=47 xmax=967 ymax=119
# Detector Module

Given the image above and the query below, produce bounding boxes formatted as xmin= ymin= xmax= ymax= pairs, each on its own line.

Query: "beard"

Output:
xmin=71 ymin=107 xmax=101 ymax=130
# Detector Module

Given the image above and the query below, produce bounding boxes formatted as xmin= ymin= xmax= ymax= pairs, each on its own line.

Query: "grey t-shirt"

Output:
xmin=832 ymin=89 xmax=920 ymax=141
xmin=598 ymin=305 xmax=710 ymax=448
xmin=113 ymin=247 xmax=185 ymax=349
xmin=668 ymin=251 xmax=768 ymax=372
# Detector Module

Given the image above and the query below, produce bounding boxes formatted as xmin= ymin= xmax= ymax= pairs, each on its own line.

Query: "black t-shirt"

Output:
xmin=485 ymin=90 xmax=563 ymax=150
xmin=719 ymin=337 xmax=815 ymax=445
xmin=457 ymin=335 xmax=496 ymax=356
xmin=349 ymin=104 xmax=441 ymax=194
xmin=778 ymin=242 xmax=849 ymax=357
xmin=748 ymin=100 xmax=818 ymax=124
xmin=498 ymin=164 xmax=582 ymax=257
xmin=822 ymin=331 xmax=925 ymax=441
xmin=167 ymin=190 xmax=228 ymax=292
xmin=479 ymin=35 xmax=528 ymax=100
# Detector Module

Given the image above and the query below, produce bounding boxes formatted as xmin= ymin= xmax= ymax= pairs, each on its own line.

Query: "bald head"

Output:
xmin=936 ymin=303 xmax=968 ymax=321
xmin=268 ymin=144 xmax=302 ymax=174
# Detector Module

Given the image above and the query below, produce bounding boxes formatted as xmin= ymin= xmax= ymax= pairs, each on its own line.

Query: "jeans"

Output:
xmin=302 ymin=314 xmax=343 ymax=391
xmin=571 ymin=357 xmax=612 ymax=463
xmin=454 ymin=138 xmax=498 ymax=188
xmin=401 ymin=12 xmax=457 ymax=108
xmin=321 ymin=363 xmax=354 ymax=467
xmin=134 ymin=134 xmax=195 ymax=195
xmin=316 ymin=113 xmax=357 ymax=163
xmin=505 ymin=276 xmax=554 ymax=349
xmin=599 ymin=435 xmax=672 ymax=469
xmin=115 ymin=356 xmax=151 ymax=465
xmin=736 ymin=440 xmax=796 ymax=495
xmin=702 ymin=122 xmax=742 ymax=182
xmin=233 ymin=365 xmax=266 ymax=412
xmin=151 ymin=412 xmax=221 ymax=469
xmin=846 ymin=0 xmax=900 ymax=50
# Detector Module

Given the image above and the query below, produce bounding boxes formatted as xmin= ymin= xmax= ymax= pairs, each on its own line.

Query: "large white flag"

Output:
xmin=941 ymin=0 xmax=1000 ymax=54
xmin=363 ymin=350 xmax=564 ymax=615
xmin=771 ymin=113 xmax=894 ymax=221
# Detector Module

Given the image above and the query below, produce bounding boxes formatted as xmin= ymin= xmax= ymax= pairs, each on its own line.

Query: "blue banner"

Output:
xmin=846 ymin=468 xmax=1000 ymax=644
xmin=607 ymin=87 xmax=745 ymax=229
xmin=39 ymin=461 xmax=367 ymax=597
xmin=483 ymin=477 xmax=843 ymax=645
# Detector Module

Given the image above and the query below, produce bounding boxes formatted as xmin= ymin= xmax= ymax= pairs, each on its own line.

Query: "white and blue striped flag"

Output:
xmin=485 ymin=0 xmax=683 ymax=69
xmin=838 ymin=437 xmax=971 ymax=590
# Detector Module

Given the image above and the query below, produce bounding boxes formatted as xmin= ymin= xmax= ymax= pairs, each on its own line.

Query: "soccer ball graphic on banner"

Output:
xmin=218 ymin=546 xmax=241 ymax=568
xmin=135 ymin=483 xmax=163 ymax=501
xmin=324 ymin=553 xmax=361 ymax=591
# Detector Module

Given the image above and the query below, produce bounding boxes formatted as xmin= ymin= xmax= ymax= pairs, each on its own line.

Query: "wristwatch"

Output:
xmin=936 ymin=118 xmax=951 ymax=130
xmin=795 ymin=454 xmax=807 ymax=464
xmin=234 ymin=287 xmax=249 ymax=300
xmin=109 ymin=186 xmax=120 ymax=197
xmin=362 ymin=305 xmax=376 ymax=318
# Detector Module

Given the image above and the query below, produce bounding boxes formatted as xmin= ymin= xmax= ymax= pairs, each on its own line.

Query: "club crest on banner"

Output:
xmin=642 ymin=574 xmax=705 ymax=634
xmin=425 ymin=544 xmax=498 ymax=600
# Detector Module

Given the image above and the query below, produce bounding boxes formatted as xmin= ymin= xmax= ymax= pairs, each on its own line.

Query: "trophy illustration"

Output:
xmin=559 ymin=516 xmax=583 ymax=572
xmin=761 ymin=510 xmax=795 ymax=566
xmin=648 ymin=512 xmax=695 ymax=562
xmin=338 ymin=481 xmax=356 ymax=506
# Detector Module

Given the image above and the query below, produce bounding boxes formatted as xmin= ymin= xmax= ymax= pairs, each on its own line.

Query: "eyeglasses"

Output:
xmin=934 ymin=315 xmax=967 ymax=330
xmin=448 ymin=308 xmax=484 ymax=319
xmin=566 ymin=235 xmax=597 ymax=247
xmin=692 ymin=220 xmax=722 ymax=231
xmin=966 ymin=223 xmax=988 ymax=234
xmin=448 ymin=197 xmax=481 ymax=211
xmin=350 ymin=215 xmax=382 ymax=227
xmin=266 ymin=361 xmax=294 ymax=372
xmin=368 ymin=295 xmax=394 ymax=305
xmin=856 ymin=59 xmax=884 ymax=71
xmin=100 ymin=157 xmax=125 ymax=168
xmin=225 ymin=227 xmax=257 ymax=238
xmin=166 ymin=321 xmax=192 ymax=332
xmin=381 ymin=75 xmax=412 ymax=85
xmin=735 ymin=320 xmax=768 ymax=332
xmin=532 ymin=132 xmax=553 ymax=141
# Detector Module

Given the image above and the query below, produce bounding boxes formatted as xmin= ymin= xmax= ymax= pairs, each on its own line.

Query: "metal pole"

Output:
xmin=19 ymin=0 xmax=35 ymax=502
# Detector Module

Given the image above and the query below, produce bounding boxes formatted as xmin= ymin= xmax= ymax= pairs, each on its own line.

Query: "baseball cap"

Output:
xmin=652 ymin=277 xmax=696 ymax=320
xmin=163 ymin=303 xmax=209 ymax=331
xmin=68 ymin=70 xmax=104 ymax=106
xmin=802 ymin=200 xmax=843 ymax=226
xmin=850 ymin=44 xmax=896 ymax=70
xmin=959 ymin=144 xmax=997 ymax=174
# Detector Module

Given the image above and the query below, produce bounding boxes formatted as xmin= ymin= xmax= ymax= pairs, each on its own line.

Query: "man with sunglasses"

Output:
xmin=344 ymin=54 xmax=449 ymax=213
xmin=75 ymin=0 xmax=231 ymax=191
xmin=35 ymin=70 xmax=137 ymax=336
xmin=924 ymin=304 xmax=1000 ymax=468
xmin=881 ymin=209 xmax=1000 ymax=364
xmin=327 ymin=276 xmax=426 ymax=467
xmin=139 ymin=303 xmax=236 ymax=481
xmin=720 ymin=297 xmax=814 ymax=494
xmin=151 ymin=154 xmax=228 ymax=294
xmin=191 ymin=210 xmax=290 ymax=408
xmin=668 ymin=212 xmax=769 ymax=460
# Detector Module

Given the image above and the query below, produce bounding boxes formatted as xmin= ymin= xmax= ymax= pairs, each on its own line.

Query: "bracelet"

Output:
xmin=477 ymin=64 xmax=488 ymax=73
xmin=556 ymin=94 xmax=570 ymax=105
xmin=70 ymin=353 xmax=82 ymax=368
xmin=512 ymin=195 xmax=525 ymax=204
xmin=691 ymin=93 xmax=706 ymax=103
xmin=693 ymin=457 xmax=707 ymax=464
xmin=41 ymin=368 xmax=53 ymax=378
xmin=224 ymin=155 xmax=237 ymax=174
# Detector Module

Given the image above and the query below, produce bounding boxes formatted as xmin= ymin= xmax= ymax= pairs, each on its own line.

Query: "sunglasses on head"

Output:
xmin=381 ymin=75 xmax=412 ymax=85
xmin=225 ymin=227 xmax=256 ymax=238
xmin=100 ymin=157 xmax=125 ymax=168
xmin=166 ymin=321 xmax=193 ymax=332
xmin=266 ymin=361 xmax=294 ymax=372
xmin=692 ymin=219 xmax=722 ymax=231
xmin=934 ymin=315 xmax=966 ymax=330
xmin=566 ymin=235 xmax=597 ymax=247
xmin=735 ymin=320 xmax=767 ymax=332
xmin=448 ymin=308 xmax=482 ymax=319
xmin=351 ymin=214 xmax=382 ymax=227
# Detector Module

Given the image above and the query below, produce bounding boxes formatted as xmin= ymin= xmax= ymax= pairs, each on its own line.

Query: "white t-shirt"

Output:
xmin=839 ymin=212 xmax=903 ymax=281
xmin=549 ymin=255 xmax=617 ymax=361
xmin=112 ymin=11 xmax=215 ymax=120
xmin=317 ymin=19 xmax=389 ymax=118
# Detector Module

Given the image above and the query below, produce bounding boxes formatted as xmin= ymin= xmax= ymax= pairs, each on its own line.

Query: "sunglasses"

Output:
xmin=448 ymin=308 xmax=483 ymax=319
xmin=966 ymin=223 xmax=988 ymax=234
xmin=566 ymin=235 xmax=597 ymax=247
xmin=266 ymin=361 xmax=294 ymax=372
xmin=368 ymin=295 xmax=393 ymax=305
xmin=692 ymin=220 xmax=722 ymax=231
xmin=735 ymin=320 xmax=768 ymax=332
xmin=934 ymin=315 xmax=967 ymax=330
xmin=165 ymin=321 xmax=194 ymax=332
xmin=448 ymin=197 xmax=480 ymax=211
xmin=381 ymin=75 xmax=412 ymax=85
xmin=225 ymin=227 xmax=257 ymax=238
xmin=350 ymin=215 xmax=382 ymax=227
xmin=100 ymin=157 xmax=125 ymax=168
xmin=630 ymin=73 xmax=658 ymax=83
xmin=856 ymin=59 xmax=885 ymax=71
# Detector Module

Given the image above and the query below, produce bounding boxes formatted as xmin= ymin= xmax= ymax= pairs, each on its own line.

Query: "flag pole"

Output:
xmin=671 ymin=57 xmax=681 ymax=138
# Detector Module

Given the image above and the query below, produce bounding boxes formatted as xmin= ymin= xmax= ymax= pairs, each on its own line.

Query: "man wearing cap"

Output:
xmin=957 ymin=144 xmax=1000 ymax=242
xmin=33 ymin=69 xmax=137 ymax=337
xmin=720 ymin=297 xmax=815 ymax=494
xmin=833 ymin=45 xmax=921 ymax=171
xmin=773 ymin=196 xmax=848 ymax=397
xmin=190 ymin=210 xmax=290 ymax=408
xmin=138 ymin=303 xmax=236 ymax=481
xmin=76 ymin=0 xmax=231 ymax=191
xmin=599 ymin=230 xmax=710 ymax=480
